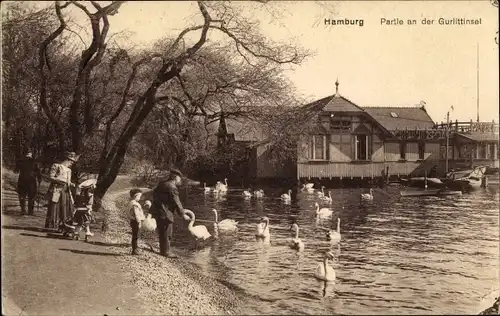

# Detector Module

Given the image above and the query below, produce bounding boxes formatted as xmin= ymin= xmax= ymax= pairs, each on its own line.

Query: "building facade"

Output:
xmin=216 ymin=83 xmax=499 ymax=185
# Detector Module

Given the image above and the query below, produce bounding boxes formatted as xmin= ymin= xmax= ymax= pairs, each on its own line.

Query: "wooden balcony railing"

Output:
xmin=434 ymin=120 xmax=499 ymax=134
xmin=391 ymin=121 xmax=499 ymax=140
xmin=391 ymin=128 xmax=446 ymax=140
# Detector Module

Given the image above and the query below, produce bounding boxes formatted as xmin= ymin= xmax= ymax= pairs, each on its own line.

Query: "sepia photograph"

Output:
xmin=1 ymin=0 xmax=499 ymax=315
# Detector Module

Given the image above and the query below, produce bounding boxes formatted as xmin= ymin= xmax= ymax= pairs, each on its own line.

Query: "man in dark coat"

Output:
xmin=149 ymin=168 xmax=189 ymax=258
xmin=14 ymin=152 xmax=42 ymax=215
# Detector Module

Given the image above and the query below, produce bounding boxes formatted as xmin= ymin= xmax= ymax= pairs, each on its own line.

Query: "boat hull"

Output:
xmin=400 ymin=189 xmax=463 ymax=197
xmin=401 ymin=177 xmax=446 ymax=189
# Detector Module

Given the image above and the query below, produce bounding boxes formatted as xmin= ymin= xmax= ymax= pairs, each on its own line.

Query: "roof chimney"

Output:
xmin=335 ymin=79 xmax=340 ymax=97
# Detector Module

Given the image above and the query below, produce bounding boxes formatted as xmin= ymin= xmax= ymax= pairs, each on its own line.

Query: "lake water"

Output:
xmin=143 ymin=184 xmax=499 ymax=315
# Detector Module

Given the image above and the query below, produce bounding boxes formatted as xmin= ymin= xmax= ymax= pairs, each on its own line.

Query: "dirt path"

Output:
xmin=1 ymin=183 xmax=152 ymax=315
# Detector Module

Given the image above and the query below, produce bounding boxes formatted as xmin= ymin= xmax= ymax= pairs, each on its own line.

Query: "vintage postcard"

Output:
xmin=2 ymin=1 xmax=499 ymax=315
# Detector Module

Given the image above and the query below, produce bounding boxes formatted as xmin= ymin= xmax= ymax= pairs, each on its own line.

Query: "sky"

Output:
xmin=24 ymin=1 xmax=499 ymax=124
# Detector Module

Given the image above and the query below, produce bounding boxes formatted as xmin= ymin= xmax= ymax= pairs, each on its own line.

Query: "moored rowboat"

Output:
xmin=400 ymin=189 xmax=463 ymax=197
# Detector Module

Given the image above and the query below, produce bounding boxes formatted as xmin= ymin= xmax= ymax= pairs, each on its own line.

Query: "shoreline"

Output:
xmin=99 ymin=189 xmax=257 ymax=315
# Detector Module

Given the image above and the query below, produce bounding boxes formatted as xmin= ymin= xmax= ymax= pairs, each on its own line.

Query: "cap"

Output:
xmin=169 ymin=168 xmax=183 ymax=177
xmin=65 ymin=151 xmax=80 ymax=162
xmin=129 ymin=188 xmax=143 ymax=198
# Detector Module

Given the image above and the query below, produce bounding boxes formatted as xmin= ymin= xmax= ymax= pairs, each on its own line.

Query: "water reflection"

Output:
xmin=143 ymin=184 xmax=499 ymax=315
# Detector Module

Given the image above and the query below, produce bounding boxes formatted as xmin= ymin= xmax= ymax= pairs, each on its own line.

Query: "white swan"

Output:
xmin=314 ymin=251 xmax=336 ymax=282
xmin=213 ymin=181 xmax=221 ymax=193
xmin=184 ymin=209 xmax=211 ymax=240
xmin=314 ymin=202 xmax=333 ymax=219
xmin=321 ymin=191 xmax=333 ymax=203
xmin=327 ymin=218 xmax=341 ymax=243
xmin=305 ymin=183 xmax=314 ymax=189
xmin=289 ymin=223 xmax=305 ymax=251
xmin=361 ymin=188 xmax=374 ymax=200
xmin=218 ymin=178 xmax=228 ymax=193
xmin=203 ymin=182 xmax=212 ymax=193
xmin=212 ymin=209 xmax=238 ymax=231
xmin=316 ymin=186 xmax=325 ymax=197
xmin=242 ymin=189 xmax=252 ymax=198
xmin=301 ymin=184 xmax=315 ymax=193
xmin=254 ymin=189 xmax=265 ymax=198
xmin=281 ymin=189 xmax=292 ymax=201
xmin=256 ymin=216 xmax=271 ymax=239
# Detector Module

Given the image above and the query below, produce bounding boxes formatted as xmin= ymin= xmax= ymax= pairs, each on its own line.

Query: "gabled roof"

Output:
xmin=301 ymin=94 xmax=365 ymax=113
xmin=323 ymin=94 xmax=365 ymax=112
xmin=363 ymin=106 xmax=435 ymax=131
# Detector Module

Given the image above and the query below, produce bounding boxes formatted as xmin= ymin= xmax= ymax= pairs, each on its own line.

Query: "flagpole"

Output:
xmin=476 ymin=42 xmax=480 ymax=122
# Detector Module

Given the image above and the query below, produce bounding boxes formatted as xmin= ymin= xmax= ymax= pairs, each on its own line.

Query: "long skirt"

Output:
xmin=45 ymin=189 xmax=74 ymax=229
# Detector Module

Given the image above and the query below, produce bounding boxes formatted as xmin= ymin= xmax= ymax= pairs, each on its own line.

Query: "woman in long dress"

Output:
xmin=44 ymin=151 xmax=79 ymax=230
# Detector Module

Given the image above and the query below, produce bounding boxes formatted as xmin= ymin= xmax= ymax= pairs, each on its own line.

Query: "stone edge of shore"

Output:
xmin=98 ymin=189 xmax=250 ymax=315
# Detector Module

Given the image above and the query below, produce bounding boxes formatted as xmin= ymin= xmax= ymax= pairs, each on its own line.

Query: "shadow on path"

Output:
xmin=85 ymin=240 xmax=130 ymax=248
xmin=19 ymin=232 xmax=72 ymax=240
xmin=59 ymin=248 xmax=123 ymax=257
xmin=3 ymin=225 xmax=55 ymax=233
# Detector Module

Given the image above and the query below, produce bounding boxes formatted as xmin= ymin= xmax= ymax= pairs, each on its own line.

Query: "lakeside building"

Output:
xmin=216 ymin=82 xmax=499 ymax=186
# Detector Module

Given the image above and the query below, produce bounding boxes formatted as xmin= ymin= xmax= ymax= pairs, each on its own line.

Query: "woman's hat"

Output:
xmin=65 ymin=151 xmax=80 ymax=162
xmin=79 ymin=179 xmax=97 ymax=189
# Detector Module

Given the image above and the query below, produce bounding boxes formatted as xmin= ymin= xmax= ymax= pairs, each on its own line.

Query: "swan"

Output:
xmin=327 ymin=218 xmax=341 ymax=243
xmin=321 ymin=191 xmax=333 ymax=203
xmin=255 ymin=216 xmax=271 ymax=239
xmin=242 ymin=189 xmax=252 ymax=198
xmin=289 ymin=222 xmax=305 ymax=251
xmin=361 ymin=188 xmax=374 ymax=200
xmin=254 ymin=189 xmax=265 ymax=198
xmin=314 ymin=251 xmax=336 ymax=282
xmin=281 ymin=189 xmax=292 ymax=201
xmin=212 ymin=209 xmax=238 ymax=231
xmin=301 ymin=184 xmax=315 ymax=193
xmin=203 ymin=182 xmax=212 ymax=193
xmin=184 ymin=210 xmax=211 ymax=240
xmin=314 ymin=202 xmax=333 ymax=219
xmin=304 ymin=183 xmax=314 ymax=189
xmin=218 ymin=178 xmax=228 ymax=193
xmin=316 ymin=186 xmax=325 ymax=197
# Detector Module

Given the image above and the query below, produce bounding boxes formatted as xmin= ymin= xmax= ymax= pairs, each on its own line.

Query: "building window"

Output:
xmin=418 ymin=142 xmax=425 ymax=160
xmin=400 ymin=142 xmax=406 ymax=160
xmin=309 ymin=135 xmax=327 ymax=160
xmin=354 ymin=135 xmax=369 ymax=160
xmin=490 ymin=143 xmax=496 ymax=160
xmin=330 ymin=119 xmax=352 ymax=131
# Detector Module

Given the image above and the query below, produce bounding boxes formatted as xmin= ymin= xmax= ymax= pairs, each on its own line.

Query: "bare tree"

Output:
xmin=35 ymin=1 xmax=308 ymax=200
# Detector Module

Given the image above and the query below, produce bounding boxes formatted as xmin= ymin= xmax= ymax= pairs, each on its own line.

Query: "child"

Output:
xmin=129 ymin=188 xmax=146 ymax=255
xmin=73 ymin=179 xmax=96 ymax=240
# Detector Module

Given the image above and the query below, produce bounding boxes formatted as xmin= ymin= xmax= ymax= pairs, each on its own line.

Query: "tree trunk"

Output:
xmin=94 ymin=84 xmax=162 ymax=200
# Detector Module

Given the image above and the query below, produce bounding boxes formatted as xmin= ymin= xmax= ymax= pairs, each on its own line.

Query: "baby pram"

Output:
xmin=60 ymin=179 xmax=96 ymax=241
